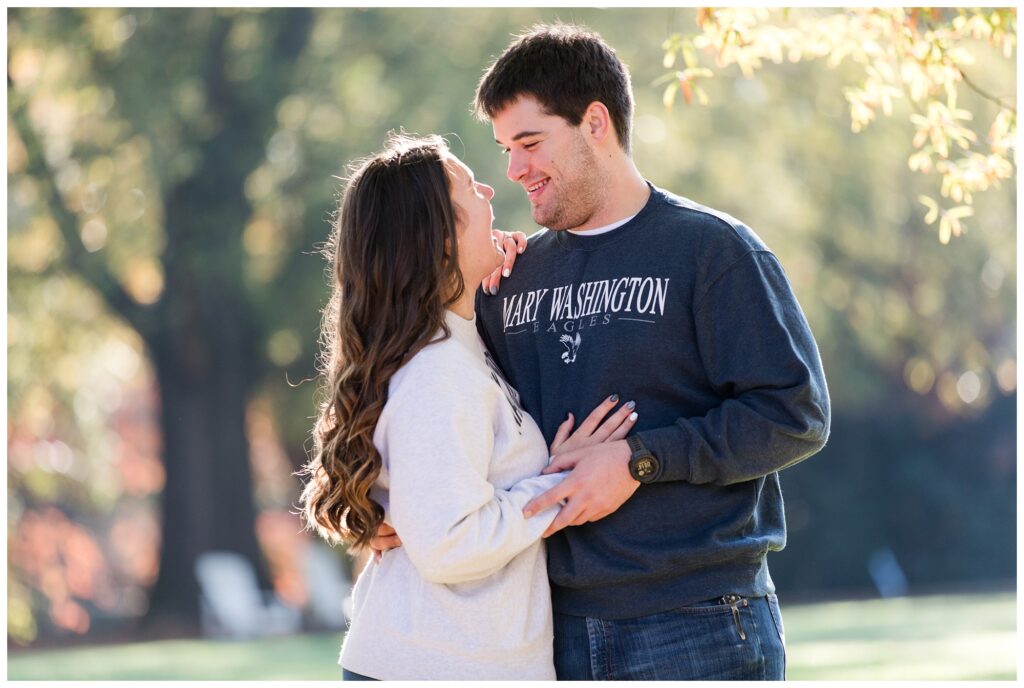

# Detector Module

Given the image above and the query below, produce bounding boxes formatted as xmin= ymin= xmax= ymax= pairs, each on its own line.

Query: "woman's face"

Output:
xmin=446 ymin=154 xmax=502 ymax=288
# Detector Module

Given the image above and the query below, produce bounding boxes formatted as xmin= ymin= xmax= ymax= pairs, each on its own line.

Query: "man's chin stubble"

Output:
xmin=532 ymin=205 xmax=571 ymax=231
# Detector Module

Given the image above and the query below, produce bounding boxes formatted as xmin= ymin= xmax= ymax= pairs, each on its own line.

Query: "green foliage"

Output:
xmin=662 ymin=8 xmax=1017 ymax=243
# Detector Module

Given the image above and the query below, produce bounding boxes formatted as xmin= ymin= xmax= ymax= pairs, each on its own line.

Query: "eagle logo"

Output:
xmin=559 ymin=333 xmax=581 ymax=364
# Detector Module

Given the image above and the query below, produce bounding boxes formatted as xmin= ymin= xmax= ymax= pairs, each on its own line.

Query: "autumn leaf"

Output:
xmin=919 ymin=195 xmax=940 ymax=224
xmin=663 ymin=79 xmax=679 ymax=109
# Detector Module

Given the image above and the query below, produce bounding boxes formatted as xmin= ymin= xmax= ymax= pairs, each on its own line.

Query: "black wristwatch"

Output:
xmin=626 ymin=435 xmax=661 ymax=484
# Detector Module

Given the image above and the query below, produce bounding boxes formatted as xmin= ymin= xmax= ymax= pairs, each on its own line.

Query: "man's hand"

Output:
xmin=482 ymin=229 xmax=528 ymax=295
xmin=368 ymin=522 xmax=402 ymax=563
xmin=523 ymin=440 xmax=640 ymax=537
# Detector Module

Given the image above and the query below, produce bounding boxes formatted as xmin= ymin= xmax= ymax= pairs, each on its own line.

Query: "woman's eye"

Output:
xmin=524 ymin=142 xmax=538 ymax=150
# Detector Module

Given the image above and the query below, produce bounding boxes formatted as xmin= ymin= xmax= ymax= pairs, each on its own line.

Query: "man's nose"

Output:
xmin=507 ymin=151 xmax=528 ymax=183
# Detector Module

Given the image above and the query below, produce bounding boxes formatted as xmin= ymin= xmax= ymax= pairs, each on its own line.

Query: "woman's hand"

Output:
xmin=368 ymin=522 xmax=402 ymax=563
xmin=548 ymin=395 xmax=638 ymax=456
xmin=482 ymin=229 xmax=528 ymax=295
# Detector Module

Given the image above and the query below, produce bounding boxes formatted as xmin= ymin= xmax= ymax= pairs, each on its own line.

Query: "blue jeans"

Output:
xmin=341 ymin=667 xmax=378 ymax=681
xmin=553 ymin=594 xmax=786 ymax=680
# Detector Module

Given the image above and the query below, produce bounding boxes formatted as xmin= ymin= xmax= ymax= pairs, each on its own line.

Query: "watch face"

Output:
xmin=633 ymin=457 xmax=657 ymax=478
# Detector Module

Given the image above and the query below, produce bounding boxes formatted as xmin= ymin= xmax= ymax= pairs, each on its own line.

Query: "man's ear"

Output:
xmin=582 ymin=101 xmax=613 ymax=145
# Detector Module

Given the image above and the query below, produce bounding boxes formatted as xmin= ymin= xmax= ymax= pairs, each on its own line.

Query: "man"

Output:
xmin=471 ymin=23 xmax=830 ymax=680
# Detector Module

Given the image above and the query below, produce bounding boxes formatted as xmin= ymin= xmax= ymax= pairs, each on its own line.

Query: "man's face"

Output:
xmin=491 ymin=96 xmax=604 ymax=231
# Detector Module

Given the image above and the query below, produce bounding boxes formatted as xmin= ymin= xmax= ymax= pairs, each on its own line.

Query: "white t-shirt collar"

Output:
xmin=565 ymin=213 xmax=639 ymax=236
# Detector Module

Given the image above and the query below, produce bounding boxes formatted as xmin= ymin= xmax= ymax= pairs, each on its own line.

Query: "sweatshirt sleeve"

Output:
xmin=637 ymin=250 xmax=831 ymax=485
xmin=380 ymin=359 xmax=566 ymax=585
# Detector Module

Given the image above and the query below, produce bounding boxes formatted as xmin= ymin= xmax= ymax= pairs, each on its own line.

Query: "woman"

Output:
xmin=299 ymin=134 xmax=637 ymax=680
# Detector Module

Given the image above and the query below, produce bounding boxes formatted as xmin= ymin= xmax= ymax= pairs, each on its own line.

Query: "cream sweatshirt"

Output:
xmin=339 ymin=311 xmax=565 ymax=680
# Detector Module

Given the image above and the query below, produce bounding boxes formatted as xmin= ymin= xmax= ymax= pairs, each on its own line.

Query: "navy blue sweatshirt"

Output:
xmin=476 ymin=184 xmax=830 ymax=619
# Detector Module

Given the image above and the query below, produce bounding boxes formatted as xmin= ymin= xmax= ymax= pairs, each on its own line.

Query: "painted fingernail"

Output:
xmin=490 ymin=285 xmax=499 ymax=295
xmin=502 ymin=268 xmax=511 ymax=278
xmin=629 ymin=412 xmax=638 ymax=422
xmin=626 ymin=400 xmax=636 ymax=410
xmin=610 ymin=394 xmax=619 ymax=403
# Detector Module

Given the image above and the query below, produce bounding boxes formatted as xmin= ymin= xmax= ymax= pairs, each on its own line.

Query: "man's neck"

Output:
xmin=570 ymin=161 xmax=650 ymax=232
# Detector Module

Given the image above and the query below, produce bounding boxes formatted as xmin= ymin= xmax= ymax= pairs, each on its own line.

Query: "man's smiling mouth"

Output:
xmin=527 ymin=178 xmax=550 ymax=196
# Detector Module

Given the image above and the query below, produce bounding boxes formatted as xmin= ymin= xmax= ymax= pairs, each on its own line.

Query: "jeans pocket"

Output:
xmin=766 ymin=593 xmax=786 ymax=645
xmin=671 ymin=596 xmax=750 ymax=642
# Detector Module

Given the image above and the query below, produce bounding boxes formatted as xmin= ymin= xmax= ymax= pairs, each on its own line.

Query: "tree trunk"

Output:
xmin=142 ymin=289 xmax=266 ymax=634
xmin=138 ymin=10 xmax=313 ymax=633
xmin=141 ymin=228 xmax=267 ymax=633
xmin=137 ymin=123 xmax=274 ymax=631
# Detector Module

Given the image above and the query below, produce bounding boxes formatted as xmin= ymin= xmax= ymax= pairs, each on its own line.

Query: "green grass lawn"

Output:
xmin=783 ymin=592 xmax=1016 ymax=680
xmin=7 ymin=592 xmax=1016 ymax=680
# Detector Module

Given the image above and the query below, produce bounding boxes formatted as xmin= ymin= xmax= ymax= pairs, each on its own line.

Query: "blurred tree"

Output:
xmin=8 ymin=7 xmax=313 ymax=632
xmin=661 ymin=7 xmax=1016 ymax=243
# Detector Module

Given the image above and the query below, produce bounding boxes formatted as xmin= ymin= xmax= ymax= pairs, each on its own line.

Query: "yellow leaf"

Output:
xmin=685 ymin=68 xmax=714 ymax=79
xmin=946 ymin=205 xmax=975 ymax=221
xmin=919 ymin=195 xmax=939 ymax=224
xmin=663 ymin=80 xmax=679 ymax=109
xmin=737 ymin=54 xmax=754 ymax=78
xmin=683 ymin=43 xmax=698 ymax=69
xmin=908 ymin=152 xmax=932 ymax=173
xmin=949 ymin=215 xmax=963 ymax=237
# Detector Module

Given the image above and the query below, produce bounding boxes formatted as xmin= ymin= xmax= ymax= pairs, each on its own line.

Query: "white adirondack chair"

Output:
xmin=194 ymin=550 xmax=301 ymax=639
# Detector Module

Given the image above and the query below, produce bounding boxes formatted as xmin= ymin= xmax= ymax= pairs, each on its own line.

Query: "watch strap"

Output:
xmin=626 ymin=435 xmax=661 ymax=483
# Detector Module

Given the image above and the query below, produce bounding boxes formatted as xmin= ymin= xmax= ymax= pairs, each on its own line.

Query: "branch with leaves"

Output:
xmin=8 ymin=80 xmax=152 ymax=331
xmin=662 ymin=7 xmax=1016 ymax=243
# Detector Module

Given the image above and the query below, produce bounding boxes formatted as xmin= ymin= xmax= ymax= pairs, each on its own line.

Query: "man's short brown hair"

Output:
xmin=473 ymin=23 xmax=634 ymax=154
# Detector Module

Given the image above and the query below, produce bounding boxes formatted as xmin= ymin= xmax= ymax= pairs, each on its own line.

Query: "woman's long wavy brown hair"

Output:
xmin=299 ymin=134 xmax=465 ymax=548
